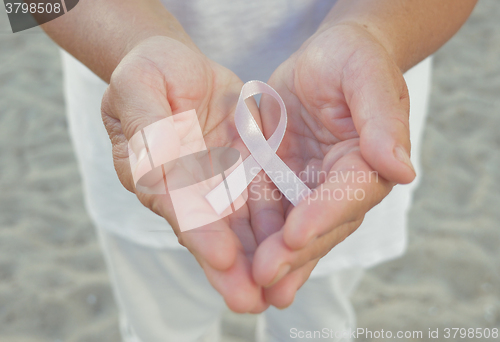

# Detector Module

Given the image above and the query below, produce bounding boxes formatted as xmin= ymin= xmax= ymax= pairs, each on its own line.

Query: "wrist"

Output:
xmin=315 ymin=20 xmax=406 ymax=71
xmin=43 ymin=0 xmax=200 ymax=83
xmin=124 ymin=25 xmax=199 ymax=60
xmin=120 ymin=24 xmax=200 ymax=70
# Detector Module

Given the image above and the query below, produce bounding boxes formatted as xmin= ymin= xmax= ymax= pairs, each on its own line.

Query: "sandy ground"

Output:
xmin=0 ymin=1 xmax=499 ymax=341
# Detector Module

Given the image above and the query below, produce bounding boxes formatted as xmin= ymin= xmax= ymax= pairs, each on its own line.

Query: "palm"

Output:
xmin=258 ymin=25 xmax=379 ymax=225
xmin=261 ymin=24 xmax=394 ymax=178
xmin=251 ymin=24 xmax=410 ymax=307
xmin=102 ymin=37 xmax=266 ymax=313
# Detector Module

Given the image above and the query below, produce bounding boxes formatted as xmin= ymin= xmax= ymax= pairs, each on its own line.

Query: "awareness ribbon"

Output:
xmin=206 ymin=80 xmax=312 ymax=214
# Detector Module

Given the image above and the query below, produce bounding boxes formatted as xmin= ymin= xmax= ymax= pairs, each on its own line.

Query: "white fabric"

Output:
xmin=60 ymin=0 xmax=432 ymax=276
xmin=97 ymin=227 xmax=364 ymax=342
xmin=163 ymin=0 xmax=337 ymax=84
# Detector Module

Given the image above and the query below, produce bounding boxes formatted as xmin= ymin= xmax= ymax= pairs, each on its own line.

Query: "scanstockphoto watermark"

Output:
xmin=290 ymin=328 xmax=424 ymax=340
xmin=290 ymin=327 xmax=499 ymax=339
xmin=249 ymin=167 xmax=379 ymax=203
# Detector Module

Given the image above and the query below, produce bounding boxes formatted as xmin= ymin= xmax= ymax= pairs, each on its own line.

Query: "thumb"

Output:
xmin=346 ymin=56 xmax=416 ymax=184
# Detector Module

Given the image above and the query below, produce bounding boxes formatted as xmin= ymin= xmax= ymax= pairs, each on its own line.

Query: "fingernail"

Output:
xmin=266 ymin=264 xmax=291 ymax=287
xmin=394 ymin=145 xmax=415 ymax=174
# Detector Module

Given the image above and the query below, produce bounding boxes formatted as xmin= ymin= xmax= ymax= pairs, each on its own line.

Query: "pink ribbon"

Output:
xmin=206 ymin=80 xmax=312 ymax=214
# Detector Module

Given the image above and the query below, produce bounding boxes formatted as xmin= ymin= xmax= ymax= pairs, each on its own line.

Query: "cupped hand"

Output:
xmin=251 ymin=23 xmax=415 ymax=308
xmin=101 ymin=36 xmax=268 ymax=313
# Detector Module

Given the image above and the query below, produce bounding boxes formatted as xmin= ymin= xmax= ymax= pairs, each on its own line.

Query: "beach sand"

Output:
xmin=0 ymin=1 xmax=499 ymax=341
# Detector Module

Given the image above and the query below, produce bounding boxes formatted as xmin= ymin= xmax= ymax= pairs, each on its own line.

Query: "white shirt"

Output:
xmin=60 ymin=0 xmax=431 ymax=277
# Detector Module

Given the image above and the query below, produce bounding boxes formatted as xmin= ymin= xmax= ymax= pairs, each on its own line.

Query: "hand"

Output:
xmin=101 ymin=36 xmax=268 ymax=313
xmin=251 ymin=23 xmax=415 ymax=308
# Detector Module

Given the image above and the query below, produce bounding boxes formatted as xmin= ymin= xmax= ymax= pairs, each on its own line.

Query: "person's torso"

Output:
xmin=161 ymin=0 xmax=336 ymax=81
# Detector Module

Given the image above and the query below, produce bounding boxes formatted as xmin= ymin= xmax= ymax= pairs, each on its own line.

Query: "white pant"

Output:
xmin=96 ymin=228 xmax=365 ymax=342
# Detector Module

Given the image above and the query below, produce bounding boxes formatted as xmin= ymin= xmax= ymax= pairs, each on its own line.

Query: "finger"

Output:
xmin=198 ymin=250 xmax=269 ymax=314
xmin=151 ymin=193 xmax=239 ymax=272
xmin=283 ymin=147 xmax=392 ymax=250
xmin=227 ymin=199 xmax=258 ymax=258
xmin=253 ymin=219 xmax=361 ymax=288
xmin=247 ymin=171 xmax=286 ymax=244
xmin=179 ymin=223 xmax=238 ymax=271
xmin=343 ymin=49 xmax=415 ymax=184
xmin=263 ymin=258 xmax=320 ymax=309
